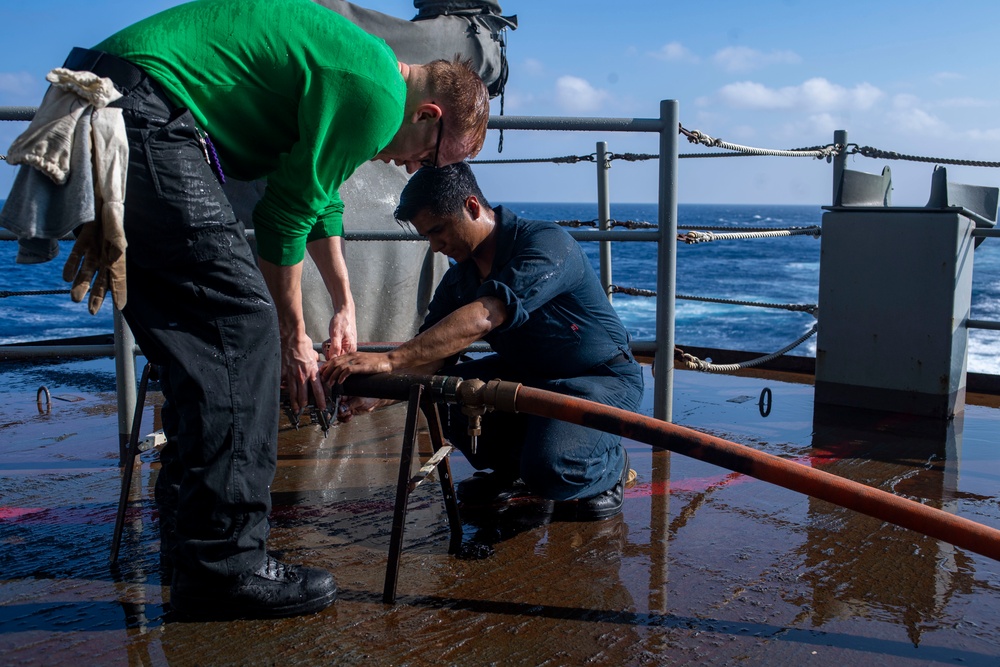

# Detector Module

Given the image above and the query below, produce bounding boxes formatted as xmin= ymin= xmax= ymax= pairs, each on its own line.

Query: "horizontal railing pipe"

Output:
xmin=968 ymin=319 xmax=1000 ymax=331
xmin=488 ymin=115 xmax=665 ymax=133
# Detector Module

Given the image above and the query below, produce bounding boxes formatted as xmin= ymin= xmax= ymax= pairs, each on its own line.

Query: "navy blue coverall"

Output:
xmin=424 ymin=206 xmax=645 ymax=501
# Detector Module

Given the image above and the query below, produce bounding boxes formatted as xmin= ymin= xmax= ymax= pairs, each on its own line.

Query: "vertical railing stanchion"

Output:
xmin=596 ymin=141 xmax=613 ymax=302
xmin=832 ymin=129 xmax=848 ymax=205
xmin=113 ymin=308 xmax=137 ymax=465
xmin=653 ymin=100 xmax=678 ymax=422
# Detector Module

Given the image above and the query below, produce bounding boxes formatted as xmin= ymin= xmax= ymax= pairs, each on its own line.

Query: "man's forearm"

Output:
xmin=258 ymin=257 xmax=307 ymax=341
xmin=387 ymin=297 xmax=506 ymax=369
xmin=307 ymin=236 xmax=355 ymax=316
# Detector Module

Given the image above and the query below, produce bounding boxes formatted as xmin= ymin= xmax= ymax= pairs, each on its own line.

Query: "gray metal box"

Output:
xmin=815 ymin=209 xmax=975 ymax=417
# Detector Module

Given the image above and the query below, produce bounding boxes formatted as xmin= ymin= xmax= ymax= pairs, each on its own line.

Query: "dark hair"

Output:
xmin=394 ymin=162 xmax=491 ymax=223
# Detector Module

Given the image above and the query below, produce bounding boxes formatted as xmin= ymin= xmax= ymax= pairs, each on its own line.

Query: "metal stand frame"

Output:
xmin=110 ymin=361 xmax=156 ymax=565
xmin=109 ymin=370 xmax=464 ymax=603
xmin=383 ymin=384 xmax=463 ymax=603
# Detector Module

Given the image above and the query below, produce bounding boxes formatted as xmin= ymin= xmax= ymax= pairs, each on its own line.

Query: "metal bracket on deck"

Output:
xmin=926 ymin=166 xmax=998 ymax=245
xmin=833 ymin=165 xmax=893 ymax=207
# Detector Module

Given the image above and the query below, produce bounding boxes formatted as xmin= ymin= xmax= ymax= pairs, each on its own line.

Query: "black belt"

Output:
xmin=603 ymin=350 xmax=632 ymax=366
xmin=63 ymin=47 xmax=145 ymax=91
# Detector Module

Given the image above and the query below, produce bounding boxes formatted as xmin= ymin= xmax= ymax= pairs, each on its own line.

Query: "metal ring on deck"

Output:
xmin=36 ymin=386 xmax=51 ymax=414
xmin=758 ymin=387 xmax=772 ymax=418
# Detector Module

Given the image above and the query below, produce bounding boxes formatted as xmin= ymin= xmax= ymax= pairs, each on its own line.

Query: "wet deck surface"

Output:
xmin=2 ymin=358 xmax=1000 ymax=666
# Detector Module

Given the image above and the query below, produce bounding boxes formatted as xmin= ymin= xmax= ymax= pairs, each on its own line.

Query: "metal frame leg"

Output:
xmin=384 ymin=383 xmax=424 ymax=603
xmin=421 ymin=402 xmax=463 ymax=555
xmin=383 ymin=387 xmax=464 ymax=603
xmin=110 ymin=362 xmax=154 ymax=565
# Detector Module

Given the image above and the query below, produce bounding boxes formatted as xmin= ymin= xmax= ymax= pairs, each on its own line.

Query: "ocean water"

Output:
xmin=3 ymin=201 xmax=999 ymax=374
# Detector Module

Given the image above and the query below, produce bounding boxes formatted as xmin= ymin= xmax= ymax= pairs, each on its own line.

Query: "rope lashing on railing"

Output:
xmin=675 ymin=325 xmax=818 ymax=373
xmin=848 ymin=144 xmax=1000 ymax=169
xmin=680 ymin=226 xmax=822 ymax=243
xmin=679 ymin=125 xmax=841 ymax=159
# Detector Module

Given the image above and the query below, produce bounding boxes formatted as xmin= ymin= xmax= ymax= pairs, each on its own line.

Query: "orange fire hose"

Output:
xmin=513 ymin=384 xmax=1000 ymax=562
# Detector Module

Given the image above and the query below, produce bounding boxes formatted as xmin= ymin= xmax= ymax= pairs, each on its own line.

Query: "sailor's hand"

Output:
xmin=321 ymin=351 xmax=393 ymax=386
xmin=336 ymin=395 xmax=393 ymax=423
xmin=326 ymin=309 xmax=357 ymax=358
xmin=282 ymin=332 xmax=326 ymax=414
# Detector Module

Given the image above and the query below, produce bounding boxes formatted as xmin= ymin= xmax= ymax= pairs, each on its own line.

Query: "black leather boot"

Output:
xmin=457 ymin=471 xmax=537 ymax=507
xmin=554 ymin=450 xmax=630 ymax=522
xmin=170 ymin=555 xmax=337 ymax=619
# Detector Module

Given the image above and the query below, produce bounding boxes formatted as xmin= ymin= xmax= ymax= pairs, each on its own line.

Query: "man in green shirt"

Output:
xmin=59 ymin=0 xmax=489 ymax=619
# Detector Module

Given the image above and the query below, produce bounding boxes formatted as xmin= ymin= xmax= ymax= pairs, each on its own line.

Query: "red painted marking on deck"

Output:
xmin=626 ymin=471 xmax=755 ymax=497
xmin=0 ymin=507 xmax=46 ymax=519
xmin=624 ymin=453 xmax=822 ymax=497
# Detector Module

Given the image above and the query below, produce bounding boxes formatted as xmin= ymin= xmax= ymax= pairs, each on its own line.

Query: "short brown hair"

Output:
xmin=424 ymin=57 xmax=490 ymax=158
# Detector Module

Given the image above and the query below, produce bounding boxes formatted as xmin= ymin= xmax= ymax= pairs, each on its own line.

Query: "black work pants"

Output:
xmin=85 ymin=51 xmax=280 ymax=578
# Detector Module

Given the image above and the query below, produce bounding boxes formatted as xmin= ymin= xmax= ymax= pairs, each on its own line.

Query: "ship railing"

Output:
xmin=4 ymin=102 xmax=1000 ymax=439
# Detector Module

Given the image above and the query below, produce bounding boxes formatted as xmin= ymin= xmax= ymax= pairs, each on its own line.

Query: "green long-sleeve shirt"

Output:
xmin=97 ymin=0 xmax=405 ymax=265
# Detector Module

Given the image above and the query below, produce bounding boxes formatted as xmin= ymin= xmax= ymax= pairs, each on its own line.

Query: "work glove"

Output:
xmin=62 ymin=214 xmax=126 ymax=314
xmin=61 ymin=103 xmax=128 ymax=315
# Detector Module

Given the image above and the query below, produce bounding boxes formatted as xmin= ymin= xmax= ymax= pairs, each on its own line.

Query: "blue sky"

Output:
xmin=4 ymin=0 xmax=1000 ymax=205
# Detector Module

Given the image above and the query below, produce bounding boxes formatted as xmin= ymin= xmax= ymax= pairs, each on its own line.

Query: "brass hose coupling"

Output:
xmin=455 ymin=378 xmax=520 ymax=454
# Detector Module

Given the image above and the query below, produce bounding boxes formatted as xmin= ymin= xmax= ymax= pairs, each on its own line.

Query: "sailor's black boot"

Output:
xmin=457 ymin=471 xmax=537 ymax=508
xmin=554 ymin=450 xmax=630 ymax=521
xmin=170 ymin=555 xmax=337 ymax=619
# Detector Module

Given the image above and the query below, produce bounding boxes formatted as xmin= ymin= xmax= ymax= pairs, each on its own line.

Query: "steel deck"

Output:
xmin=2 ymin=358 xmax=999 ymax=665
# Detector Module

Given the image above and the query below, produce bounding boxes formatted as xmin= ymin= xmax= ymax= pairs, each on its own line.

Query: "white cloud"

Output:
xmin=888 ymin=108 xmax=946 ymax=133
xmin=716 ymin=78 xmax=883 ymax=112
xmin=712 ymin=46 xmax=800 ymax=73
xmin=497 ymin=89 xmax=534 ymax=113
xmin=885 ymin=94 xmax=947 ymax=134
xmin=774 ymin=113 xmax=844 ymax=144
xmin=555 ymin=76 xmax=609 ymax=113
xmin=520 ymin=58 xmax=545 ymax=77
xmin=649 ymin=42 xmax=699 ymax=63
xmin=804 ymin=113 xmax=841 ymax=137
